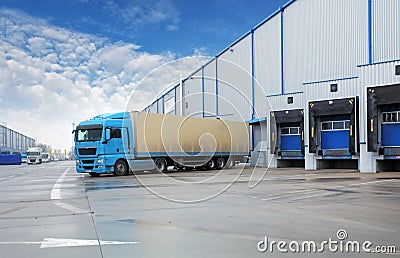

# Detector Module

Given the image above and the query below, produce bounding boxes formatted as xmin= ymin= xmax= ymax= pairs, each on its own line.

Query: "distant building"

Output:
xmin=0 ymin=124 xmax=36 ymax=154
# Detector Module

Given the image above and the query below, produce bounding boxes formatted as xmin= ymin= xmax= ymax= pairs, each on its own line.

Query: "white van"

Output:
xmin=42 ymin=153 xmax=50 ymax=163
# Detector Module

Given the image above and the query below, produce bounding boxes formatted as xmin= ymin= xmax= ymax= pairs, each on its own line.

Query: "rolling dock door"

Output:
xmin=270 ymin=109 xmax=304 ymax=167
xmin=309 ymin=98 xmax=358 ymax=163
xmin=367 ymin=84 xmax=400 ymax=171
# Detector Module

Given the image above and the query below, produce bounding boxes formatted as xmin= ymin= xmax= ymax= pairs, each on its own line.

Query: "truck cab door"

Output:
xmin=121 ymin=127 xmax=131 ymax=156
xmin=104 ymin=128 xmax=123 ymax=155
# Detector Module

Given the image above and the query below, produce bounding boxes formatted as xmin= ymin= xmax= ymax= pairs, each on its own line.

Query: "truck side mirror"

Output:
xmin=104 ymin=128 xmax=111 ymax=143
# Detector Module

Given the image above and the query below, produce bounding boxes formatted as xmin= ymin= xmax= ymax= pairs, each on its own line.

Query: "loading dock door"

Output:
xmin=280 ymin=127 xmax=301 ymax=151
xmin=309 ymin=97 xmax=357 ymax=155
xmin=367 ymin=84 xmax=400 ymax=152
xmin=321 ymin=120 xmax=350 ymax=149
xmin=270 ymin=109 xmax=304 ymax=157
xmin=381 ymin=111 xmax=400 ymax=147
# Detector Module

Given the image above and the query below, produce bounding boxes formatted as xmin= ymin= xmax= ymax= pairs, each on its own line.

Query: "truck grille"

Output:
xmin=81 ymin=159 xmax=94 ymax=164
xmin=78 ymin=148 xmax=97 ymax=155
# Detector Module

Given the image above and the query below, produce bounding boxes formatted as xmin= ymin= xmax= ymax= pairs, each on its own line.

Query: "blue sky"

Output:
xmin=0 ymin=0 xmax=286 ymax=150
xmin=1 ymin=0 xmax=286 ymax=55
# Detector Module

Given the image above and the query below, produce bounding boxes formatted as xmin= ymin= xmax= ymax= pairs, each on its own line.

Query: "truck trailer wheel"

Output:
xmin=114 ymin=159 xmax=128 ymax=176
xmin=154 ymin=158 xmax=167 ymax=173
xmin=226 ymin=158 xmax=235 ymax=169
xmin=206 ymin=159 xmax=215 ymax=170
xmin=215 ymin=157 xmax=226 ymax=170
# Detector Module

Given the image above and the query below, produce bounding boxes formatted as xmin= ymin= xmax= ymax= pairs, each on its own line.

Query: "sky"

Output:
xmin=0 ymin=0 xmax=286 ymax=151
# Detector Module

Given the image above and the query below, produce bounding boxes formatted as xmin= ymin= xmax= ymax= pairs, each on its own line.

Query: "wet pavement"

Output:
xmin=0 ymin=161 xmax=399 ymax=257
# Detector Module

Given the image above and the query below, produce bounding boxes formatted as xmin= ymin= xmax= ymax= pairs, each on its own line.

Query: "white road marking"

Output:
xmin=51 ymin=167 xmax=89 ymax=214
xmin=0 ymin=238 xmax=139 ymax=248
xmin=252 ymin=189 xmax=327 ymax=202
xmin=350 ymin=179 xmax=400 ymax=187
xmin=54 ymin=202 xmax=90 ymax=214
xmin=51 ymin=167 xmax=71 ymax=200
xmin=251 ymin=178 xmax=400 ymax=203
xmin=40 ymin=238 xmax=140 ymax=248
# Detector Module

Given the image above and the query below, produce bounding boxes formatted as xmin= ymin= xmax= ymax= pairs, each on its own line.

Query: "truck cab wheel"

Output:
xmin=114 ymin=160 xmax=128 ymax=176
xmin=154 ymin=158 xmax=167 ymax=173
xmin=215 ymin=157 xmax=226 ymax=170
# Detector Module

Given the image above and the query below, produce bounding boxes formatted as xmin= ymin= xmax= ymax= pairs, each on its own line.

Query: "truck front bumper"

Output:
xmin=75 ymin=157 xmax=113 ymax=174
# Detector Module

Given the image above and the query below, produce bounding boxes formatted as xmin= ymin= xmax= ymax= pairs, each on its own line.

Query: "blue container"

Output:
xmin=0 ymin=154 xmax=22 ymax=165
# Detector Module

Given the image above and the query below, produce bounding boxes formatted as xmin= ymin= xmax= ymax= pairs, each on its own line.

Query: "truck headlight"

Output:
xmin=76 ymin=159 xmax=80 ymax=164
xmin=97 ymin=159 xmax=104 ymax=164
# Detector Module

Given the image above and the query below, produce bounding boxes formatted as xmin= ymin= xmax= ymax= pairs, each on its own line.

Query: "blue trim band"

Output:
xmin=251 ymin=29 xmax=255 ymax=120
xmin=204 ymin=113 xmax=234 ymax=118
xmin=215 ymin=56 xmax=219 ymax=116
xmin=247 ymin=117 xmax=267 ymax=123
xmin=303 ymin=76 xmax=358 ymax=85
xmin=280 ymin=6 xmax=285 ymax=94
xmin=368 ymin=0 xmax=373 ymax=64
xmin=202 ymin=66 xmax=205 ymax=118
xmin=156 ymin=99 xmax=159 ymax=113
xmin=182 ymin=79 xmax=185 ymax=115
xmin=217 ymin=0 xmax=298 ymax=58
xmin=252 ymin=0 xmax=297 ymax=33
xmin=357 ymin=58 xmax=400 ymax=67
xmin=162 ymin=96 xmax=165 ymax=114
xmin=360 ymin=142 xmax=366 ymax=144
xmin=267 ymin=91 xmax=303 ymax=97
xmin=174 ymin=87 xmax=177 ymax=115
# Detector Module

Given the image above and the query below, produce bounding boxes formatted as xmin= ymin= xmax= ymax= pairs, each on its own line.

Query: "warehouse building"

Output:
xmin=0 ymin=124 xmax=36 ymax=154
xmin=143 ymin=0 xmax=400 ymax=173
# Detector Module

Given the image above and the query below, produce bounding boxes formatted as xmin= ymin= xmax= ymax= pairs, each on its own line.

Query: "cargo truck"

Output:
xmin=74 ymin=111 xmax=249 ymax=176
xmin=42 ymin=153 xmax=50 ymax=163
xmin=27 ymin=147 xmax=42 ymax=164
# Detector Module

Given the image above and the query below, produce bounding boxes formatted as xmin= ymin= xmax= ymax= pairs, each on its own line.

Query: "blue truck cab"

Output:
xmin=74 ymin=112 xmax=137 ymax=176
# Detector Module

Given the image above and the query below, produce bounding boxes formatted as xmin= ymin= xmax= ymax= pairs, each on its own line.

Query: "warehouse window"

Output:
xmin=330 ymin=84 xmax=338 ymax=92
xmin=287 ymin=96 xmax=293 ymax=104
xmin=395 ymin=65 xmax=400 ymax=76
xmin=281 ymin=127 xmax=300 ymax=135
xmin=382 ymin=111 xmax=400 ymax=123
xmin=321 ymin=120 xmax=350 ymax=131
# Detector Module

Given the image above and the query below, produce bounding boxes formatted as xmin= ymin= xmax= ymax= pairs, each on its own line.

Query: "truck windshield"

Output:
xmin=76 ymin=128 xmax=103 ymax=142
xmin=27 ymin=152 xmax=39 ymax=156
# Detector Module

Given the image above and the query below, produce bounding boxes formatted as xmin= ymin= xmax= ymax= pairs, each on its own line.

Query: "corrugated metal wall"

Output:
xmin=304 ymin=78 xmax=359 ymax=102
xmin=373 ymin=0 xmax=400 ymax=63
xmin=254 ymin=15 xmax=281 ymax=96
xmin=182 ymin=70 xmax=203 ymax=117
xmin=163 ymin=89 xmax=175 ymax=115
xmin=218 ymin=35 xmax=252 ymax=121
xmin=148 ymin=102 xmax=157 ymax=113
xmin=284 ymin=0 xmax=368 ymax=92
xmin=203 ymin=60 xmax=217 ymax=117
xmin=267 ymin=92 xmax=305 ymax=111
xmin=359 ymin=61 xmax=400 ymax=88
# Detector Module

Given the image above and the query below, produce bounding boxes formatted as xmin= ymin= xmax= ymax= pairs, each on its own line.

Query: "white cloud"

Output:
xmin=104 ymin=0 xmax=180 ymax=31
xmin=0 ymin=8 xmax=209 ymax=151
